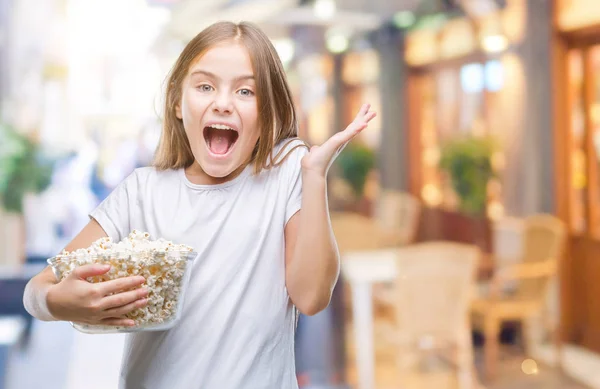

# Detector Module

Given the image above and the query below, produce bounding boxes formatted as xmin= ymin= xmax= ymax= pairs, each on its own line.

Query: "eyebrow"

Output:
xmin=190 ymin=69 xmax=254 ymax=82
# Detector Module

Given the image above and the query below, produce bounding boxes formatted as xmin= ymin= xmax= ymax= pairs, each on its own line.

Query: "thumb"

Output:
xmin=71 ymin=263 xmax=111 ymax=280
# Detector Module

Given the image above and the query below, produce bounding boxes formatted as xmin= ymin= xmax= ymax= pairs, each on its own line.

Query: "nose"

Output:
xmin=212 ymin=90 xmax=233 ymax=114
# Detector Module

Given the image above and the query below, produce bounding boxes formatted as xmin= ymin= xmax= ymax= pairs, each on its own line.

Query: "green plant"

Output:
xmin=439 ymin=135 xmax=497 ymax=216
xmin=0 ymin=122 xmax=55 ymax=213
xmin=335 ymin=142 xmax=375 ymax=199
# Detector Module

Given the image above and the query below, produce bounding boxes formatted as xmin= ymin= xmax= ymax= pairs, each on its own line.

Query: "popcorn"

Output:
xmin=48 ymin=230 xmax=195 ymax=332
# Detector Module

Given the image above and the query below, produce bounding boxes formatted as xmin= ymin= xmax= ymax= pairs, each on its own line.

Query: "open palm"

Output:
xmin=301 ymin=103 xmax=377 ymax=177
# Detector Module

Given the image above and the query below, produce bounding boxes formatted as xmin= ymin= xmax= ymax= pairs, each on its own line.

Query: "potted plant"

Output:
xmin=437 ymin=134 xmax=498 ymax=251
xmin=334 ymin=142 xmax=376 ymax=215
xmin=438 ymin=134 xmax=497 ymax=216
xmin=0 ymin=122 xmax=54 ymax=265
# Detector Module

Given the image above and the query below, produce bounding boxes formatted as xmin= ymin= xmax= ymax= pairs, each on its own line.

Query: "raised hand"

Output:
xmin=301 ymin=103 xmax=376 ymax=177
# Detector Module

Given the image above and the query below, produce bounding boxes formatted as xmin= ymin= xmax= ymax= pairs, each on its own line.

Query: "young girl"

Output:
xmin=23 ymin=21 xmax=375 ymax=388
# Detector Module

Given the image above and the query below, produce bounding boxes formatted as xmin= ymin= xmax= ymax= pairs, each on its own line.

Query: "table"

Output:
xmin=341 ymin=249 xmax=398 ymax=389
xmin=341 ymin=246 xmax=494 ymax=389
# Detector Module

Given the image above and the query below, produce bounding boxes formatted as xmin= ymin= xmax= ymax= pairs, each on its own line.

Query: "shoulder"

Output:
xmin=123 ymin=166 xmax=180 ymax=189
xmin=274 ymin=138 xmax=309 ymax=155
xmin=272 ymin=138 xmax=309 ymax=169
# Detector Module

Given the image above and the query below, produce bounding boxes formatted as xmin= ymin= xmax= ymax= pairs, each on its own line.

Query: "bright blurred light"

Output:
xmin=487 ymin=201 xmax=504 ymax=220
xmin=482 ymin=34 xmax=509 ymax=53
xmin=422 ymin=184 xmax=442 ymax=206
xmin=64 ymin=0 xmax=169 ymax=122
xmin=326 ymin=35 xmax=348 ymax=54
xmin=392 ymin=11 xmax=415 ymax=29
xmin=423 ymin=147 xmax=440 ymax=166
xmin=273 ymin=38 xmax=295 ymax=66
xmin=521 ymin=359 xmax=539 ymax=375
xmin=66 ymin=0 xmax=169 ymax=57
xmin=326 ymin=28 xmax=349 ymax=54
xmin=314 ymin=0 xmax=336 ymax=20
xmin=460 ymin=63 xmax=484 ymax=93
xmin=484 ymin=60 xmax=504 ymax=92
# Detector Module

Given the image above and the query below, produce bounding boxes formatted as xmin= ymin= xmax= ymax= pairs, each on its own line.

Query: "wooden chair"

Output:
xmin=330 ymin=212 xmax=381 ymax=252
xmin=332 ymin=191 xmax=422 ymax=326
xmin=331 ymin=190 xmax=421 ymax=253
xmin=380 ymin=242 xmax=481 ymax=389
xmin=471 ymin=214 xmax=567 ymax=380
xmin=373 ymin=190 xmax=422 ymax=247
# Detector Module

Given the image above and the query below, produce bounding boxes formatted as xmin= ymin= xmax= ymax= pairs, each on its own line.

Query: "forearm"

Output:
xmin=286 ymin=172 xmax=340 ymax=315
xmin=23 ymin=268 xmax=58 ymax=322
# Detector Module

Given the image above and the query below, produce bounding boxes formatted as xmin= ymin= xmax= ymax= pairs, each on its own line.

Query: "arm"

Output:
xmin=285 ymin=176 xmax=339 ymax=316
xmin=23 ymin=219 xmax=107 ymax=321
xmin=23 ymin=219 xmax=147 ymax=326
xmin=23 ymin=266 xmax=62 ymax=322
xmin=285 ymin=104 xmax=376 ymax=316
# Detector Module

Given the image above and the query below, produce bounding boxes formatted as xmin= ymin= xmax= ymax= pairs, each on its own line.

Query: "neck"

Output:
xmin=184 ymin=161 xmax=248 ymax=185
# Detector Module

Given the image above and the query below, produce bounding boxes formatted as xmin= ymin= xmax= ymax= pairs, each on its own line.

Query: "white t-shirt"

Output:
xmin=89 ymin=139 xmax=308 ymax=389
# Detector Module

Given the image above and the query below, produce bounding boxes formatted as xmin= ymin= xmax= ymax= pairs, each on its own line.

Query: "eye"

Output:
xmin=237 ymin=88 xmax=254 ymax=97
xmin=197 ymin=84 xmax=214 ymax=92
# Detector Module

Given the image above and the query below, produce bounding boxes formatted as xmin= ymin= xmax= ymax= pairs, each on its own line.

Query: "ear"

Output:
xmin=175 ymin=104 xmax=182 ymax=119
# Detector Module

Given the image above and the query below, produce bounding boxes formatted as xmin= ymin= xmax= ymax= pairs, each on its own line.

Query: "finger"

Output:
xmin=356 ymin=103 xmax=370 ymax=118
xmin=365 ymin=111 xmax=377 ymax=123
xmin=348 ymin=121 xmax=369 ymax=135
xmin=97 ymin=276 xmax=146 ymax=296
xmin=350 ymin=111 xmax=376 ymax=130
xmin=103 ymin=297 xmax=148 ymax=317
xmin=321 ymin=105 xmax=374 ymax=157
xmin=341 ymin=120 xmax=368 ymax=142
xmin=332 ymin=120 xmax=371 ymax=154
xmin=99 ymin=317 xmax=136 ymax=327
xmin=99 ymin=287 xmax=149 ymax=310
xmin=72 ymin=264 xmax=111 ymax=280
xmin=344 ymin=111 xmax=375 ymax=138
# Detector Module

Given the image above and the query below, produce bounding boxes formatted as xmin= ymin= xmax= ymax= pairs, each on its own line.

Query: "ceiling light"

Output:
xmin=482 ymin=34 xmax=508 ymax=53
xmin=314 ymin=0 xmax=336 ymax=20
xmin=273 ymin=38 xmax=295 ymax=65
xmin=326 ymin=34 xmax=349 ymax=54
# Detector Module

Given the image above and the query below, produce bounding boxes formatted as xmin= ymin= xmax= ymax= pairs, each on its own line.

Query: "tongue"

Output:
xmin=210 ymin=134 xmax=230 ymax=155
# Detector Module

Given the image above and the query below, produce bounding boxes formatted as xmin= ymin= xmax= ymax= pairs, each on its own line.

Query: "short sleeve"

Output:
xmin=284 ymin=140 xmax=309 ymax=225
xmin=89 ymin=170 xmax=138 ymax=242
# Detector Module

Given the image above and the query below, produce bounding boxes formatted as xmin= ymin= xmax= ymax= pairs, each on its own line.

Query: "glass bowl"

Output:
xmin=47 ymin=249 xmax=197 ymax=333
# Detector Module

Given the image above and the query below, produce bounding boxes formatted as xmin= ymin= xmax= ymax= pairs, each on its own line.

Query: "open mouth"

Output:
xmin=203 ymin=124 xmax=239 ymax=156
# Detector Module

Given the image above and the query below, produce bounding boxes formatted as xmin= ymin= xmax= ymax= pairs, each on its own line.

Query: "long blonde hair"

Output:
xmin=153 ymin=21 xmax=307 ymax=174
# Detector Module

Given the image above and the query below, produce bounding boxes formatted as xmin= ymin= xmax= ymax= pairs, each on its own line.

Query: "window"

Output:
xmin=567 ymin=44 xmax=600 ymax=237
xmin=417 ymin=59 xmax=506 ymax=217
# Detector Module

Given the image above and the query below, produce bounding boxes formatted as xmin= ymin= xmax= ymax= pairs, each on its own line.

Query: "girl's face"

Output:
xmin=177 ymin=41 xmax=259 ymax=183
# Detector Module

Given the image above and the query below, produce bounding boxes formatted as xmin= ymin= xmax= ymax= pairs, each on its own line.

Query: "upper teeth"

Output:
xmin=210 ymin=124 xmax=235 ymax=131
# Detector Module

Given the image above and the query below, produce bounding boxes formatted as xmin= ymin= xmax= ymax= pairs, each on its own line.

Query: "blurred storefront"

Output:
xmin=395 ymin=0 xmax=600 ymax=362
xmin=292 ymin=53 xmax=335 ymax=145
xmin=0 ymin=0 xmax=171 ymax=268
xmin=3 ymin=0 xmax=600 ymax=387
xmin=395 ymin=0 xmax=569 ymax=367
xmin=553 ymin=0 xmax=600 ymax=355
xmin=400 ymin=0 xmax=558 ymax=250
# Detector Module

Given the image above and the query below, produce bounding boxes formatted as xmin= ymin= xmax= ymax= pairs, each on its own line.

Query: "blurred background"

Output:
xmin=1 ymin=0 xmax=600 ymax=388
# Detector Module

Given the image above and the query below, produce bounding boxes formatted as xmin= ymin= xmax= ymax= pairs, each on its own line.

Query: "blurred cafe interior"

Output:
xmin=3 ymin=0 xmax=600 ymax=388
